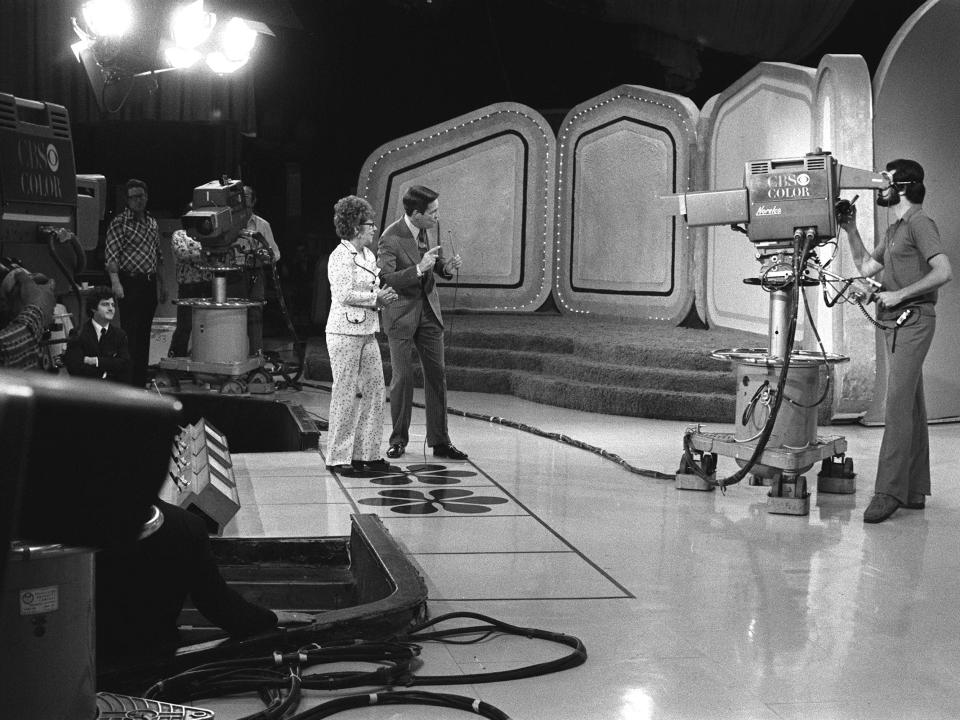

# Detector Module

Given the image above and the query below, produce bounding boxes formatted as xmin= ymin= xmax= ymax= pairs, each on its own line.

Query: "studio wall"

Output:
xmin=870 ymin=0 xmax=960 ymax=422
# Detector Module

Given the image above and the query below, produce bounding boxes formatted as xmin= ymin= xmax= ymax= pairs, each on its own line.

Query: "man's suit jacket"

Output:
xmin=377 ymin=218 xmax=452 ymax=339
xmin=64 ymin=320 xmax=131 ymax=383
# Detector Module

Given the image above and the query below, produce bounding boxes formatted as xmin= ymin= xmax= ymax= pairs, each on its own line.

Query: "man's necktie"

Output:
xmin=417 ymin=228 xmax=428 ymax=257
xmin=99 ymin=327 xmax=106 ymax=344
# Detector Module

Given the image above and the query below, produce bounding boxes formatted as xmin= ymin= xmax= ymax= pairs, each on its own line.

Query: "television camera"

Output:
xmin=0 ymin=92 xmax=107 ymax=370
xmin=156 ymin=177 xmax=274 ymax=394
xmin=662 ymin=150 xmax=891 ymax=515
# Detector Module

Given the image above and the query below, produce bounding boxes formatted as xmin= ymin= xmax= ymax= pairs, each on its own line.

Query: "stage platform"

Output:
xmin=177 ymin=382 xmax=958 ymax=720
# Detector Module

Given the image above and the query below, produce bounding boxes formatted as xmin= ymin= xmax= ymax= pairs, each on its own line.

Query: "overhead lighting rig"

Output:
xmin=70 ymin=0 xmax=273 ymax=112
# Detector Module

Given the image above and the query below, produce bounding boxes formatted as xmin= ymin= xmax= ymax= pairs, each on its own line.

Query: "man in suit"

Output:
xmin=377 ymin=185 xmax=467 ymax=460
xmin=64 ymin=285 xmax=131 ymax=384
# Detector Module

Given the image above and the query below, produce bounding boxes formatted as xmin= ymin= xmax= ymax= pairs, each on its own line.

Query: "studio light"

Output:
xmin=219 ymin=17 xmax=257 ymax=63
xmin=170 ymin=0 xmax=216 ymax=50
xmin=80 ymin=0 xmax=133 ymax=38
xmin=71 ymin=0 xmax=270 ymax=111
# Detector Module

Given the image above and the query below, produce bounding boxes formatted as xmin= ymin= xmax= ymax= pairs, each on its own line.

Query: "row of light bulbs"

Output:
xmin=73 ymin=0 xmax=259 ymax=75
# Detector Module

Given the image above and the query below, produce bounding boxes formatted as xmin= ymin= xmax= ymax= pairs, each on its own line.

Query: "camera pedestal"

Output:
xmin=156 ymin=268 xmax=273 ymax=394
xmin=677 ymin=273 xmax=852 ymax=515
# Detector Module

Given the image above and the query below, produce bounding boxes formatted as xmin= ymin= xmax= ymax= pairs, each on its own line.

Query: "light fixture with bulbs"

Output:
xmin=71 ymin=0 xmax=273 ymax=111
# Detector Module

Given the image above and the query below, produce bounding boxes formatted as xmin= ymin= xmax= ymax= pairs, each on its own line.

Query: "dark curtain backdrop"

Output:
xmin=541 ymin=0 xmax=856 ymax=90
xmin=0 ymin=0 xmax=256 ymax=132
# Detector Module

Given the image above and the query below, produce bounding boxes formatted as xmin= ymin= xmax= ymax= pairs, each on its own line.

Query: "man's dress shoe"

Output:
xmin=432 ymin=443 xmax=468 ymax=460
xmin=864 ymin=493 xmax=901 ymax=523
xmin=386 ymin=444 xmax=405 ymax=459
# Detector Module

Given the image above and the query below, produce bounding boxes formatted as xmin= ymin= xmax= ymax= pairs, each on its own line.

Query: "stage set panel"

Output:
xmin=358 ymin=102 xmax=556 ymax=312
xmin=812 ymin=54 xmax=876 ymax=416
xmin=699 ymin=62 xmax=817 ymax=339
xmin=869 ymin=0 xmax=960 ymax=423
xmin=552 ymin=85 xmax=699 ymax=322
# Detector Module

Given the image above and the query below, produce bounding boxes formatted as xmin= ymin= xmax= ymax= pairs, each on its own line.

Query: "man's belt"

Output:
xmin=120 ymin=270 xmax=157 ymax=281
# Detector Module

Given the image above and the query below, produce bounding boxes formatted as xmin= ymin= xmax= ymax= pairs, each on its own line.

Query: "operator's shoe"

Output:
xmin=903 ymin=493 xmax=926 ymax=509
xmin=386 ymin=444 xmax=405 ymax=459
xmin=864 ymin=493 xmax=901 ymax=523
xmin=433 ymin=443 xmax=468 ymax=460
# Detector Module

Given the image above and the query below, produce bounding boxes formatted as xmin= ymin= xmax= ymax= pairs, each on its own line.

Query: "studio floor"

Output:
xmin=204 ymin=384 xmax=959 ymax=720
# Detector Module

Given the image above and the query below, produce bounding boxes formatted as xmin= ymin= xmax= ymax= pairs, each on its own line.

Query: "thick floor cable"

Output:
xmin=298 ymin=379 xmax=674 ymax=480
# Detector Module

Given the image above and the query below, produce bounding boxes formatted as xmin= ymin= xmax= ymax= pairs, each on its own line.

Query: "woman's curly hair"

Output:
xmin=333 ymin=195 xmax=374 ymax=239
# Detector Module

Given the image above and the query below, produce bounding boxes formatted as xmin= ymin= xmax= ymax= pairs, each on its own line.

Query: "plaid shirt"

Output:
xmin=0 ymin=305 xmax=44 ymax=369
xmin=171 ymin=230 xmax=211 ymax=285
xmin=105 ymin=208 xmax=161 ymax=275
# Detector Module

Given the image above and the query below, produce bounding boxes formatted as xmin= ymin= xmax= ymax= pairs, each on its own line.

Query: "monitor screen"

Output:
xmin=0 ymin=370 xmax=182 ymax=550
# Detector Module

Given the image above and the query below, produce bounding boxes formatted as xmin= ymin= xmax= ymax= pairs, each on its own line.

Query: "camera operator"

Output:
xmin=226 ymin=185 xmax=277 ymax=356
xmin=0 ymin=267 xmax=56 ymax=369
xmin=839 ymin=158 xmax=953 ymax=523
xmin=96 ymin=498 xmax=314 ymax=667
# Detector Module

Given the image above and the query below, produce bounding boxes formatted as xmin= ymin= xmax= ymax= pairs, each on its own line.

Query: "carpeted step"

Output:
xmin=443 ymin=346 xmax=733 ymax=395
xmin=443 ymin=330 xmax=734 ymax=372
xmin=305 ymin=314 xmax=761 ymax=422
xmin=305 ymin=353 xmax=735 ymax=422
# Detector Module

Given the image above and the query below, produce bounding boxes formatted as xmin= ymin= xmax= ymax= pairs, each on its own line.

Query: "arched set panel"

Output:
xmin=812 ymin=54 xmax=876 ymax=415
xmin=870 ymin=0 xmax=960 ymax=422
xmin=358 ymin=103 xmax=555 ymax=312
xmin=700 ymin=63 xmax=816 ymax=336
xmin=553 ymin=85 xmax=698 ymax=321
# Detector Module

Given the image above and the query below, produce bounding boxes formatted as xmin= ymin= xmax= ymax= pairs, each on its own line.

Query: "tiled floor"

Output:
xmin=205 ymin=385 xmax=960 ymax=720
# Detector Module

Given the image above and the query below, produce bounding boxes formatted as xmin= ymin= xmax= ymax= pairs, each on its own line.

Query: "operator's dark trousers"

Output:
xmin=875 ymin=309 xmax=936 ymax=504
xmin=117 ymin=271 xmax=157 ymax=389
xmin=386 ymin=302 xmax=449 ymax=449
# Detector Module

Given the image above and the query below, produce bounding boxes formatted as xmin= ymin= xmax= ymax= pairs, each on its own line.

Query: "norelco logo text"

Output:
xmin=755 ymin=205 xmax=782 ymax=216
xmin=765 ymin=172 xmax=811 ymax=199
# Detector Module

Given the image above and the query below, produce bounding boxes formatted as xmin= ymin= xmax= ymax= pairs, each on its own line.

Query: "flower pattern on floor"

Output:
xmin=358 ymin=488 xmax=509 ymax=514
xmin=351 ymin=462 xmax=478 ymax=486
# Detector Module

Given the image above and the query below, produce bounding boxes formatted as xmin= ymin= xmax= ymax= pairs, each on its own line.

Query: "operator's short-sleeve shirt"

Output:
xmin=871 ymin=205 xmax=945 ymax=316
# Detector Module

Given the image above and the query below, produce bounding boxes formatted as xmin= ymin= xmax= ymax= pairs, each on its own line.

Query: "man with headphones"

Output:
xmin=64 ymin=285 xmax=131 ymax=384
xmin=840 ymin=158 xmax=953 ymax=523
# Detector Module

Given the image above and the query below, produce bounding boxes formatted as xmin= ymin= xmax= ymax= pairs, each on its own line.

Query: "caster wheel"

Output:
xmin=221 ymin=379 xmax=246 ymax=394
xmin=153 ymin=372 xmax=179 ymax=391
xmin=247 ymin=368 xmax=275 ymax=394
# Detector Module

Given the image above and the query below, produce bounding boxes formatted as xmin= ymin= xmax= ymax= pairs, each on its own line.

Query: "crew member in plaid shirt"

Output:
xmin=0 ymin=270 xmax=56 ymax=369
xmin=167 ymin=228 xmax=211 ymax=357
xmin=105 ymin=179 xmax=167 ymax=387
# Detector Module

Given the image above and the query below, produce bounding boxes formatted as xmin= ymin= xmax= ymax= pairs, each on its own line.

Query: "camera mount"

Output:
xmin=665 ymin=151 xmax=888 ymax=515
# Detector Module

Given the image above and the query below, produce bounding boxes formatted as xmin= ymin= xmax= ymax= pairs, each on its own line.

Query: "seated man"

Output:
xmin=96 ymin=498 xmax=312 ymax=666
xmin=64 ymin=286 xmax=131 ymax=383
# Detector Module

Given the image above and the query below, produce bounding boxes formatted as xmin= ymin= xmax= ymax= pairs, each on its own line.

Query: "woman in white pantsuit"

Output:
xmin=325 ymin=196 xmax=397 ymax=474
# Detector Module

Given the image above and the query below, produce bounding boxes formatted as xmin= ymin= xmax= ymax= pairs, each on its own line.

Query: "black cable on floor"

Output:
xmin=290 ymin=690 xmax=511 ymax=720
xmin=401 ymin=611 xmax=587 ymax=686
xmin=140 ymin=614 xmax=581 ymax=719
xmin=297 ymin=380 xmax=674 ymax=480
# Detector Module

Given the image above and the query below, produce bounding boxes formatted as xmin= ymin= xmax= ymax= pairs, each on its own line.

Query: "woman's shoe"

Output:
xmin=326 ymin=464 xmax=355 ymax=476
xmin=352 ymin=458 xmax=390 ymax=471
